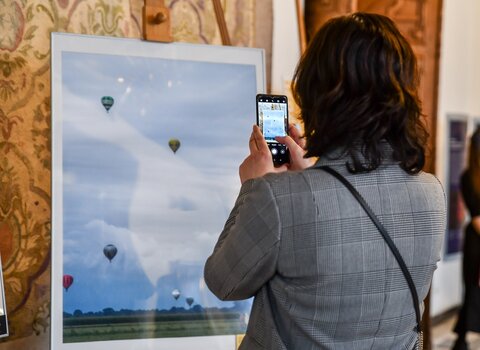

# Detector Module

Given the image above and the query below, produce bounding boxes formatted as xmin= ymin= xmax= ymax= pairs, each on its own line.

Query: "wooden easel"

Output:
xmin=295 ymin=0 xmax=307 ymax=54
xmin=142 ymin=0 xmax=172 ymax=42
xmin=142 ymin=0 xmax=231 ymax=45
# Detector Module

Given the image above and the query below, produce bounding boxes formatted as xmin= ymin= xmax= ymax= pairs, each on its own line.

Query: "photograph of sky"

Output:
xmin=60 ymin=50 xmax=258 ymax=315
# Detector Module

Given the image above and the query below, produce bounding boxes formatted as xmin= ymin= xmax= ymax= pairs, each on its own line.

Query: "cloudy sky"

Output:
xmin=61 ymin=50 xmax=258 ymax=313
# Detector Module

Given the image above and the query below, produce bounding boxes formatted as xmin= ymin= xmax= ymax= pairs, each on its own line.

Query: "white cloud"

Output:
xmin=64 ymin=219 xmax=140 ymax=273
xmin=63 ymin=88 xmax=237 ymax=288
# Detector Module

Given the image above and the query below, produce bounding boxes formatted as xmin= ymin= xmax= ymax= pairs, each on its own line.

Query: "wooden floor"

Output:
xmin=432 ymin=313 xmax=480 ymax=349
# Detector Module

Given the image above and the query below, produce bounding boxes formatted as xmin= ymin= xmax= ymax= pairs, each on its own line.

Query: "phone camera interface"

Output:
xmin=257 ymin=98 xmax=288 ymax=142
xmin=257 ymin=94 xmax=289 ymax=165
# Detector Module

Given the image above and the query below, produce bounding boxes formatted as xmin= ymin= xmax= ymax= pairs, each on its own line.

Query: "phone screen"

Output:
xmin=257 ymin=97 xmax=288 ymax=142
xmin=256 ymin=94 xmax=289 ymax=165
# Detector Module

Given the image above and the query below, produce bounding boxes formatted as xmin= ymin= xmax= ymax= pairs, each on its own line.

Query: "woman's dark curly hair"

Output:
xmin=291 ymin=12 xmax=428 ymax=173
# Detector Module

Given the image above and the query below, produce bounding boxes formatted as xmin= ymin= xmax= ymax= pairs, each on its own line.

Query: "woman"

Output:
xmin=453 ymin=127 xmax=480 ymax=350
xmin=204 ymin=13 xmax=446 ymax=349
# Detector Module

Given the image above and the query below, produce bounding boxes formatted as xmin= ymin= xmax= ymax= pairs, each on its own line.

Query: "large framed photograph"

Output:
xmin=51 ymin=33 xmax=265 ymax=350
xmin=445 ymin=114 xmax=469 ymax=256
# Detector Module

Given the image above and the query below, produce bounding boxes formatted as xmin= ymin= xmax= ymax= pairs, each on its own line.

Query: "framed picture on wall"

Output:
xmin=51 ymin=33 xmax=265 ymax=350
xmin=0 ymin=255 xmax=8 ymax=338
xmin=445 ymin=114 xmax=469 ymax=256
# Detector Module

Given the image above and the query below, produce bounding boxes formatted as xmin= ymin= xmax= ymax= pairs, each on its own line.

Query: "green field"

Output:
xmin=63 ymin=312 xmax=246 ymax=343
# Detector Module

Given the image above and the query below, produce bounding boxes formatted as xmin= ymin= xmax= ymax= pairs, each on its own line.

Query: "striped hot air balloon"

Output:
xmin=101 ymin=96 xmax=114 ymax=112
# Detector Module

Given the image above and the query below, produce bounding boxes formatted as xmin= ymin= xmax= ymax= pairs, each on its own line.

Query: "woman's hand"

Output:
xmin=276 ymin=124 xmax=315 ymax=171
xmin=239 ymin=125 xmax=287 ymax=184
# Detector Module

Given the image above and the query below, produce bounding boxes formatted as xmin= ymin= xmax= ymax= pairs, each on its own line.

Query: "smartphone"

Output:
xmin=256 ymin=94 xmax=289 ymax=165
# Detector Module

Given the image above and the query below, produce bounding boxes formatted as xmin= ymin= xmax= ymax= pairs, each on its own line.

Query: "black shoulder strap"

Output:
xmin=318 ymin=166 xmax=422 ymax=333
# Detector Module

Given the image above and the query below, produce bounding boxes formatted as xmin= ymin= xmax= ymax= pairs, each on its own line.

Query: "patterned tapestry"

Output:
xmin=0 ymin=1 xmax=272 ymax=349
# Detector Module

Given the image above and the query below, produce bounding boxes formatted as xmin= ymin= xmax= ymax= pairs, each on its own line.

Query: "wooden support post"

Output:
xmin=143 ymin=0 xmax=173 ymax=42
xmin=212 ymin=0 xmax=231 ymax=46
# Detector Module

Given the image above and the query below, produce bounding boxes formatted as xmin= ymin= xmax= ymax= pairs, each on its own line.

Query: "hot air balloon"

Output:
xmin=103 ymin=244 xmax=118 ymax=263
xmin=63 ymin=274 xmax=74 ymax=291
xmin=186 ymin=297 xmax=194 ymax=307
xmin=168 ymin=138 xmax=181 ymax=154
xmin=101 ymin=96 xmax=114 ymax=112
xmin=172 ymin=289 xmax=181 ymax=300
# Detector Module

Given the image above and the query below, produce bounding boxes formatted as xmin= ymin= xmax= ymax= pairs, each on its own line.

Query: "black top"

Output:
xmin=455 ymin=170 xmax=480 ymax=333
xmin=461 ymin=170 xmax=480 ymax=219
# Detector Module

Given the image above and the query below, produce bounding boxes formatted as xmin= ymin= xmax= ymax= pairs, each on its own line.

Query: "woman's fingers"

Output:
xmin=253 ymin=125 xmax=270 ymax=153
xmin=241 ymin=125 xmax=276 ymax=183
xmin=287 ymin=123 xmax=306 ymax=149
xmin=248 ymin=133 xmax=258 ymax=153
xmin=276 ymin=133 xmax=314 ymax=171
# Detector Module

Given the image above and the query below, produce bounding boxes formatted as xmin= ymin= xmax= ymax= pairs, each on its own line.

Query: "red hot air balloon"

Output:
xmin=103 ymin=244 xmax=118 ymax=263
xmin=63 ymin=274 xmax=74 ymax=291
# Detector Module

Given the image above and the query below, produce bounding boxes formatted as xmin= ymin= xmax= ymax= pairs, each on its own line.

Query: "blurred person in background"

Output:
xmin=453 ymin=127 xmax=480 ymax=350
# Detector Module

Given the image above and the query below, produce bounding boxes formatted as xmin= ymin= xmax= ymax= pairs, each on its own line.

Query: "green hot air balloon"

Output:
xmin=101 ymin=96 xmax=114 ymax=112
xmin=168 ymin=138 xmax=181 ymax=154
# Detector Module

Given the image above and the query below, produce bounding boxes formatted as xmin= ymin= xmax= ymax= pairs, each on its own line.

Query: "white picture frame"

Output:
xmin=0 ymin=254 xmax=8 ymax=338
xmin=51 ymin=33 xmax=265 ymax=350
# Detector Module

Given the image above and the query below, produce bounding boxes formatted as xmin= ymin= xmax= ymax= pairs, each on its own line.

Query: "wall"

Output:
xmin=270 ymin=0 xmax=303 ymax=128
xmin=271 ymin=0 xmax=301 ymax=95
xmin=432 ymin=0 xmax=480 ymax=316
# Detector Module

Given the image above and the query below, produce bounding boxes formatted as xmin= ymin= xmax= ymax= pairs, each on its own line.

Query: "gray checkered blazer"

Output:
xmin=204 ymin=148 xmax=446 ymax=349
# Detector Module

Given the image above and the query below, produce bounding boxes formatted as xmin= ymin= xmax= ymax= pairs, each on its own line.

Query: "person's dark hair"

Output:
xmin=468 ymin=127 xmax=480 ymax=194
xmin=291 ymin=12 xmax=428 ymax=173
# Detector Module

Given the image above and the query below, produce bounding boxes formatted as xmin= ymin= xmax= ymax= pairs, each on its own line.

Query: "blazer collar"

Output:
xmin=311 ymin=141 xmax=397 ymax=169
